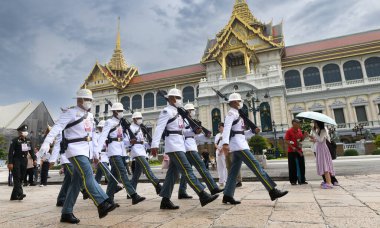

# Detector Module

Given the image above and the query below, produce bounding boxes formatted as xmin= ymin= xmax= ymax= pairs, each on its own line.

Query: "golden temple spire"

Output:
xmin=233 ymin=0 xmax=259 ymax=25
xmin=108 ymin=17 xmax=128 ymax=72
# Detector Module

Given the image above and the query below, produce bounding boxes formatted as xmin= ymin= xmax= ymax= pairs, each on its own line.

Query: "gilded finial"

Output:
xmin=116 ymin=16 xmax=121 ymax=50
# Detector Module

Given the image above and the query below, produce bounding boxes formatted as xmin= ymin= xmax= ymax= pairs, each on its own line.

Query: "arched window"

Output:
xmin=365 ymin=57 xmax=380 ymax=78
xmin=144 ymin=93 xmax=154 ymax=108
xmin=132 ymin=94 xmax=142 ymax=110
xmin=343 ymin=60 xmax=363 ymax=81
xmin=303 ymin=67 xmax=321 ymax=86
xmin=120 ymin=96 xmax=130 ymax=110
xmin=156 ymin=91 xmax=167 ymax=107
xmin=183 ymin=86 xmax=195 ymax=102
xmin=284 ymin=70 xmax=301 ymax=88
xmin=323 ymin=64 xmax=342 ymax=83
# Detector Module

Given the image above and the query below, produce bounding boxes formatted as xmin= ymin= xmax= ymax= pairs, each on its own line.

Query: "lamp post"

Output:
xmin=352 ymin=123 xmax=364 ymax=138
xmin=272 ymin=120 xmax=280 ymax=158
xmin=245 ymin=91 xmax=261 ymax=125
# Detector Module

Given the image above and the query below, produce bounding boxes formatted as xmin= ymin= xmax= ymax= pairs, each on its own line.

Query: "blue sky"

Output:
xmin=0 ymin=0 xmax=379 ymax=118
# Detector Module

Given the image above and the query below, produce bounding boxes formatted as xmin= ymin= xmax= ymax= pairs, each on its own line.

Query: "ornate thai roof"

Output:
xmin=201 ymin=1 xmax=284 ymax=64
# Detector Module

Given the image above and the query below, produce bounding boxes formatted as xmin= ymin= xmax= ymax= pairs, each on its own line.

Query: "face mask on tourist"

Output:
xmin=136 ymin=119 xmax=143 ymax=125
xmin=117 ymin=112 xmax=124 ymax=119
xmin=237 ymin=102 xmax=243 ymax=109
xmin=83 ymin=101 xmax=92 ymax=110
xmin=21 ymin=132 xmax=28 ymax=137
xmin=190 ymin=110 xmax=196 ymax=117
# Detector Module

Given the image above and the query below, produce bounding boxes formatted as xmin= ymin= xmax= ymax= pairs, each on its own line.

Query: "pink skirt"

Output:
xmin=315 ymin=141 xmax=335 ymax=176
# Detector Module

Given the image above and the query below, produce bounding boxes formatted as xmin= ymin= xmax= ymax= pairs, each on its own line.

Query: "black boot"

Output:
xmin=155 ymin=183 xmax=162 ymax=195
xmin=210 ymin=187 xmax=224 ymax=195
xmin=115 ymin=185 xmax=123 ymax=194
xmin=199 ymin=191 xmax=219 ymax=207
xmin=236 ymin=182 xmax=242 ymax=187
xmin=178 ymin=192 xmax=193 ymax=199
xmin=81 ymin=189 xmax=89 ymax=200
xmin=160 ymin=197 xmax=179 ymax=210
xmin=269 ymin=188 xmax=288 ymax=201
xmin=60 ymin=213 xmax=80 ymax=224
xmin=222 ymin=195 xmax=241 ymax=205
xmin=131 ymin=193 xmax=146 ymax=205
xmin=97 ymin=200 xmax=117 ymax=219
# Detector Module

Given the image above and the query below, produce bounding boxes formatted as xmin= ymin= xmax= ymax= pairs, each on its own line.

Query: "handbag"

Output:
xmin=326 ymin=140 xmax=337 ymax=160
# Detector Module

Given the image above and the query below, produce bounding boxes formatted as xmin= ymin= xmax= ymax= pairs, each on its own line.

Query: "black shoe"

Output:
xmin=60 ymin=213 xmax=80 ymax=224
xmin=155 ymin=183 xmax=162 ymax=195
xmin=97 ymin=201 xmax=117 ymax=219
xmin=127 ymin=195 xmax=131 ymax=199
xmin=115 ymin=185 xmax=123 ymax=194
xmin=10 ymin=196 xmax=20 ymax=201
xmin=236 ymin=182 xmax=243 ymax=188
xmin=160 ymin=197 xmax=179 ymax=210
xmin=290 ymin=182 xmax=297 ymax=185
xmin=178 ymin=192 xmax=193 ymax=199
xmin=81 ymin=190 xmax=89 ymax=200
xmin=56 ymin=201 xmax=64 ymax=207
xmin=23 ymin=183 xmax=28 ymax=187
xmin=210 ymin=187 xmax=224 ymax=195
xmin=199 ymin=191 xmax=219 ymax=207
xmin=131 ymin=193 xmax=146 ymax=205
xmin=299 ymin=181 xmax=308 ymax=185
xmin=269 ymin=188 xmax=288 ymax=201
xmin=222 ymin=195 xmax=241 ymax=205
xmin=30 ymin=183 xmax=36 ymax=186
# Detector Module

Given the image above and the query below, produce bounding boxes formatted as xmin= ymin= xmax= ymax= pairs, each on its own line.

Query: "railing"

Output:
xmin=305 ymin=85 xmax=322 ymax=91
xmin=346 ymin=79 xmax=364 ymax=85
xmin=336 ymin=121 xmax=380 ymax=129
xmin=343 ymin=143 xmax=357 ymax=150
xmin=326 ymin=82 xmax=342 ymax=88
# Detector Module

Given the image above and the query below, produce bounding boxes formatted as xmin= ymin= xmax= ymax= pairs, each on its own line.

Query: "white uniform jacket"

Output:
xmin=222 ymin=108 xmax=254 ymax=152
xmin=183 ymin=120 xmax=208 ymax=152
xmin=93 ymin=132 xmax=109 ymax=163
xmin=126 ymin=123 xmax=148 ymax=159
xmin=151 ymin=105 xmax=186 ymax=153
xmin=96 ymin=117 xmax=126 ymax=157
xmin=214 ymin=133 xmax=224 ymax=157
xmin=49 ymin=133 xmax=70 ymax=164
xmin=43 ymin=106 xmax=96 ymax=159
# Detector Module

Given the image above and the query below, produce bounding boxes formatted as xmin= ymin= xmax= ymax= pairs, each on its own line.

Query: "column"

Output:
xmin=222 ymin=53 xmax=227 ymax=79
xmin=244 ymin=51 xmax=251 ymax=75
xmin=324 ymin=99 xmax=332 ymax=117
xmin=360 ymin=60 xmax=368 ymax=80
xmin=319 ymin=66 xmax=325 ymax=89
xmin=366 ymin=95 xmax=375 ymax=121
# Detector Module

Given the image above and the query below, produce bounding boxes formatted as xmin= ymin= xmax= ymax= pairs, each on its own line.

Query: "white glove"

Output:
xmin=39 ymin=142 xmax=50 ymax=155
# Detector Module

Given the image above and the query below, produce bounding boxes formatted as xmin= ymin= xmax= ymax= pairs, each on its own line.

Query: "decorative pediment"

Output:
xmin=309 ymin=103 xmax=325 ymax=111
xmin=351 ymin=97 xmax=368 ymax=106
xmin=330 ymin=100 xmax=346 ymax=108
xmin=290 ymin=104 xmax=305 ymax=113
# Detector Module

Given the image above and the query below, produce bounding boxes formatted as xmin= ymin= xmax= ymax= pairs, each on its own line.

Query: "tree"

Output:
xmin=375 ymin=135 xmax=380 ymax=148
xmin=248 ymin=135 xmax=269 ymax=155
xmin=300 ymin=119 xmax=312 ymax=134
xmin=0 ymin=134 xmax=7 ymax=160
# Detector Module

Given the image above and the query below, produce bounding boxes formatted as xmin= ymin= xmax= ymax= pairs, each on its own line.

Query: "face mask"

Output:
xmin=117 ymin=112 xmax=124 ymax=119
xmin=174 ymin=99 xmax=183 ymax=108
xmin=190 ymin=110 xmax=196 ymax=117
xmin=21 ymin=132 xmax=28 ymax=137
xmin=83 ymin=101 xmax=92 ymax=110
xmin=237 ymin=102 xmax=243 ymax=109
xmin=136 ymin=119 xmax=143 ymax=125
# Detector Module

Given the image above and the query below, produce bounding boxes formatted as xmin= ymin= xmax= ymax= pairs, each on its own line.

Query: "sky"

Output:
xmin=0 ymin=0 xmax=379 ymax=118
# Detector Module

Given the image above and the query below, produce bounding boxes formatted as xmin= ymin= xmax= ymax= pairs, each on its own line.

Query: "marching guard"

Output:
xmin=221 ymin=92 xmax=288 ymax=204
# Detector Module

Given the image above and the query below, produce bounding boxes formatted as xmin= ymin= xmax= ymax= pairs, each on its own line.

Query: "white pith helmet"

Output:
xmin=76 ymin=89 xmax=93 ymax=99
xmin=228 ymin=92 xmax=242 ymax=102
xmin=184 ymin=103 xmax=195 ymax=110
xmin=132 ymin=112 xmax=143 ymax=119
xmin=110 ymin=102 xmax=124 ymax=111
xmin=97 ymin=120 xmax=105 ymax=127
xmin=167 ymin=88 xmax=182 ymax=98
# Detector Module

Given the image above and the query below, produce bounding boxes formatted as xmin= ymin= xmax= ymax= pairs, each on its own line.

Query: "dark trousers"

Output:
xmin=11 ymin=157 xmax=27 ymax=199
xmin=40 ymin=161 xmax=50 ymax=185
xmin=24 ymin=168 xmax=34 ymax=184
xmin=288 ymin=152 xmax=306 ymax=184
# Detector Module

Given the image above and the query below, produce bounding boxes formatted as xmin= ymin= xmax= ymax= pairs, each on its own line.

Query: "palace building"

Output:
xmin=82 ymin=0 xmax=380 ymax=141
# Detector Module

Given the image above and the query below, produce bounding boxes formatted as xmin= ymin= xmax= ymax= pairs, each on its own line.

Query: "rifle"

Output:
xmin=156 ymin=90 xmax=211 ymax=136
xmin=211 ymin=88 xmax=258 ymax=133
xmin=105 ymin=98 xmax=136 ymax=141
xmin=127 ymin=107 xmax=152 ymax=144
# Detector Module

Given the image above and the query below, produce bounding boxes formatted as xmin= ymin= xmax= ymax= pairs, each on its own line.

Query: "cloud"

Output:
xmin=0 ymin=0 xmax=379 ymax=118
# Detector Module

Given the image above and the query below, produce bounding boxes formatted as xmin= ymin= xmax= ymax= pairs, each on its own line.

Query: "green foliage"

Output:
xmin=0 ymin=134 xmax=7 ymax=160
xmin=300 ymin=119 xmax=312 ymax=134
xmin=375 ymin=135 xmax=380 ymax=148
xmin=149 ymin=159 xmax=162 ymax=166
xmin=344 ymin=149 xmax=359 ymax=156
xmin=372 ymin=149 xmax=380 ymax=155
xmin=248 ymin=135 xmax=269 ymax=155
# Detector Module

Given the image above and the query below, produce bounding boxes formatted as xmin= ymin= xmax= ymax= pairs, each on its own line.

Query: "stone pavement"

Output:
xmin=1 ymin=175 xmax=380 ymax=227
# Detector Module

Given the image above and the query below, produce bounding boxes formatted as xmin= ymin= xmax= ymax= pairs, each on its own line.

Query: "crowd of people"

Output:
xmin=6 ymin=87 xmax=338 ymax=224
